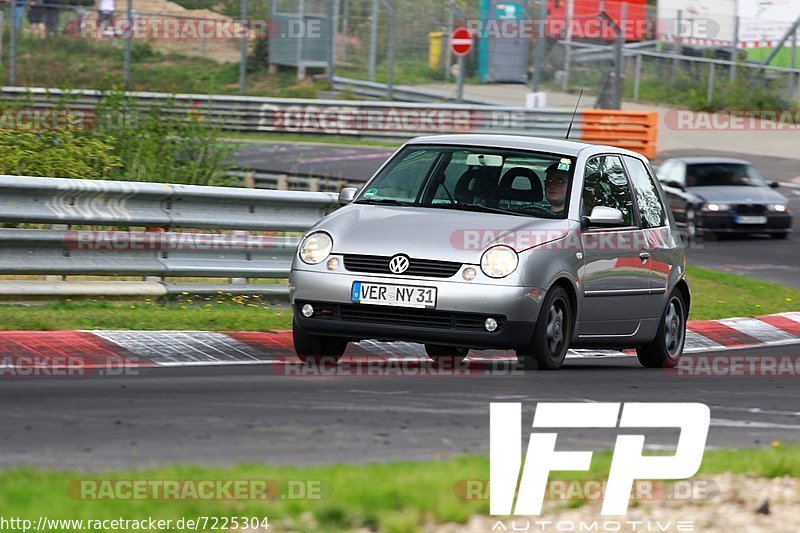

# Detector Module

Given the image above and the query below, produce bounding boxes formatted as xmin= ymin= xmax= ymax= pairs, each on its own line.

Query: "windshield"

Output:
xmin=686 ymin=163 xmax=768 ymax=187
xmin=355 ymin=146 xmax=576 ymax=219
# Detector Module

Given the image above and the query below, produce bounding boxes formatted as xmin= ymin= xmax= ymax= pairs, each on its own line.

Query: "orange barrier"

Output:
xmin=580 ymin=110 xmax=659 ymax=159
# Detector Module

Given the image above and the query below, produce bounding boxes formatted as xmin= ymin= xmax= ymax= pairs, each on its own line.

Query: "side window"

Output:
xmin=582 ymin=155 xmax=635 ymax=227
xmin=625 ymin=156 xmax=667 ymax=228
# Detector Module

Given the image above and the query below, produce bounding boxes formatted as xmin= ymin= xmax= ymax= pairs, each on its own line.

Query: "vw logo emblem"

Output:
xmin=388 ymin=254 xmax=410 ymax=274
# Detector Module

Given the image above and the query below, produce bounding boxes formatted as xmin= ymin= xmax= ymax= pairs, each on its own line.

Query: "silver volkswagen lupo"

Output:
xmin=289 ymin=135 xmax=690 ymax=370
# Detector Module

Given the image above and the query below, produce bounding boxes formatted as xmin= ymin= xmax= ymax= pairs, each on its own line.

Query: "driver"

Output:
xmin=544 ymin=163 xmax=570 ymax=215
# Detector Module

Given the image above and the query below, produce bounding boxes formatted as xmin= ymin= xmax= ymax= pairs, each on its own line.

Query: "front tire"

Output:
xmin=425 ymin=344 xmax=469 ymax=367
xmin=292 ymin=318 xmax=347 ymax=364
xmin=637 ymin=291 xmax=687 ymax=368
xmin=516 ymin=286 xmax=572 ymax=370
xmin=684 ymin=208 xmax=702 ymax=243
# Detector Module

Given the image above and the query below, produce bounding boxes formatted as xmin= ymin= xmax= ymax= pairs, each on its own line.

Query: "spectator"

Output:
xmin=42 ymin=0 xmax=59 ymax=36
xmin=27 ymin=0 xmax=46 ymax=38
xmin=13 ymin=0 xmax=26 ymax=32
xmin=96 ymin=0 xmax=115 ymax=37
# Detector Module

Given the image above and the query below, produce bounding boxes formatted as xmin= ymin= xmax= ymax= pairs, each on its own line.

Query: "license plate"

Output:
xmin=735 ymin=216 xmax=767 ymax=224
xmin=351 ymin=282 xmax=437 ymax=309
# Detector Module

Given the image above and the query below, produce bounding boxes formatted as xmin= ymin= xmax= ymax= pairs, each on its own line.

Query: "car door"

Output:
xmin=578 ymin=155 xmax=649 ymax=337
xmin=623 ymin=156 xmax=679 ymax=323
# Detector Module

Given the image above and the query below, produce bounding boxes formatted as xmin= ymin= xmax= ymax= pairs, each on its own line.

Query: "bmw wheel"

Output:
xmin=516 ymin=286 xmax=572 ymax=370
xmin=636 ymin=291 xmax=687 ymax=368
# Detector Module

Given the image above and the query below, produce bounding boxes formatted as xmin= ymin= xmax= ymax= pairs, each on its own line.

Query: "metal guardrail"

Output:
xmin=329 ymin=76 xmax=499 ymax=105
xmin=0 ymin=86 xmax=580 ymax=141
xmin=0 ymin=175 xmax=338 ymax=299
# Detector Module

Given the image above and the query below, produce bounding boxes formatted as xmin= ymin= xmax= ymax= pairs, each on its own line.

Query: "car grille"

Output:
xmin=301 ymin=302 xmax=504 ymax=332
xmin=343 ymin=254 xmax=462 ymax=278
xmin=735 ymin=204 xmax=767 ymax=215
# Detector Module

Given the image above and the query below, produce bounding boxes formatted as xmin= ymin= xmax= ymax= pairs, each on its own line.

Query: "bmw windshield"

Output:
xmin=354 ymin=146 xmax=576 ymax=219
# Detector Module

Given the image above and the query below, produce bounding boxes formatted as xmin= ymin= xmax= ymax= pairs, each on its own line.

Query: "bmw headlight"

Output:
xmin=768 ymin=204 xmax=788 ymax=212
xmin=298 ymin=232 xmax=333 ymax=264
xmin=702 ymin=203 xmax=731 ymax=212
xmin=480 ymin=245 xmax=518 ymax=278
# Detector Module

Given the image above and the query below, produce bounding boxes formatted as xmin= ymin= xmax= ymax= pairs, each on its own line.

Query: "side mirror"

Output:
xmin=769 ymin=181 xmax=780 ymax=189
xmin=338 ymin=187 xmax=358 ymax=206
xmin=582 ymin=206 xmax=624 ymax=229
xmin=664 ymin=180 xmax=685 ymax=191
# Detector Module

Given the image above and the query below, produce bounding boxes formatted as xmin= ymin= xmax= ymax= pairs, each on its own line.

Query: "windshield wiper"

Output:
xmin=354 ymin=198 xmax=417 ymax=207
xmin=431 ymin=203 xmax=526 ymax=217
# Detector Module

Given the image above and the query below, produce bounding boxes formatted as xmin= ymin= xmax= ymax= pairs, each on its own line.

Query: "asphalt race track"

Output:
xmin=2 ymin=344 xmax=799 ymax=469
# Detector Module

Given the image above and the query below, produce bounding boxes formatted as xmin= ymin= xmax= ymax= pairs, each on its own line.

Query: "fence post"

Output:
xmin=382 ymin=0 xmax=396 ymax=99
xmin=791 ymin=29 xmax=797 ymax=100
xmin=239 ymin=0 xmax=249 ymax=94
xmin=329 ymin=0 xmax=339 ymax=88
xmin=672 ymin=9 xmax=682 ymax=85
xmin=612 ymin=2 xmax=627 ymax=109
xmin=633 ymin=53 xmax=642 ymax=102
xmin=297 ymin=0 xmax=306 ymax=80
xmin=445 ymin=2 xmax=454 ymax=80
xmin=532 ymin=0 xmax=547 ymax=92
xmin=707 ymin=62 xmax=715 ymax=104
xmin=9 ymin=2 xmax=16 ymax=85
xmin=341 ymin=0 xmax=350 ymax=63
xmin=368 ymin=0 xmax=378 ymax=82
xmin=124 ymin=0 xmax=132 ymax=91
xmin=561 ymin=0 xmax=574 ymax=92
xmin=730 ymin=16 xmax=739 ymax=83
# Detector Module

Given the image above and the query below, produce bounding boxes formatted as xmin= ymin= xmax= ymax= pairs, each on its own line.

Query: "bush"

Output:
xmin=0 ymin=128 xmax=121 ymax=178
xmin=0 ymin=90 xmax=235 ymax=186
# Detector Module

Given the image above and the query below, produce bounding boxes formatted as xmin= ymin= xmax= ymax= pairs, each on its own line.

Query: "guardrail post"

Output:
xmin=707 ymin=62 xmax=715 ymax=104
xmin=144 ymin=227 xmax=165 ymax=283
xmin=277 ymin=175 xmax=289 ymax=190
xmin=230 ymin=230 xmax=249 ymax=286
xmin=239 ymin=0 xmax=249 ymax=93
xmin=633 ymin=53 xmax=642 ymax=102
xmin=730 ymin=16 xmax=739 ymax=83
xmin=309 ymin=178 xmax=320 ymax=192
xmin=46 ymin=224 xmax=68 ymax=282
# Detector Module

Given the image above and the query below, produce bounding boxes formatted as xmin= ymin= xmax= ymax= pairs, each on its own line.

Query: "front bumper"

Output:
xmin=698 ymin=212 xmax=792 ymax=233
xmin=290 ymin=268 xmax=543 ymax=349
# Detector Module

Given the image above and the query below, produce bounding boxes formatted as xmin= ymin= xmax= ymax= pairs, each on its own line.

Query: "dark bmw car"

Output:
xmin=655 ymin=157 xmax=792 ymax=240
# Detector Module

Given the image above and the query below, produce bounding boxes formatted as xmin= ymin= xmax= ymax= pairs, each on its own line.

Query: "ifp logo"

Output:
xmin=490 ymin=403 xmax=710 ymax=516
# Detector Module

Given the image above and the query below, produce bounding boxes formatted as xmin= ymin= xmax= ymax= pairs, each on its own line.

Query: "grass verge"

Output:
xmin=685 ymin=265 xmax=800 ymax=320
xmin=0 ymin=447 xmax=797 ymax=532
xmin=0 ymin=266 xmax=797 ymax=330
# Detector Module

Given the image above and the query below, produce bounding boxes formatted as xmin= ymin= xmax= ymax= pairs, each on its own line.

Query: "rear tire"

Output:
xmin=292 ymin=318 xmax=346 ymax=364
xmin=516 ymin=286 xmax=572 ymax=371
xmin=425 ymin=344 xmax=469 ymax=367
xmin=637 ymin=291 xmax=687 ymax=368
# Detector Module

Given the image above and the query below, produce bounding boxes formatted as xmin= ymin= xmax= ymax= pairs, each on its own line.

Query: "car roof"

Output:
xmin=405 ymin=134 xmax=645 ymax=159
xmin=666 ymin=156 xmax=753 ymax=165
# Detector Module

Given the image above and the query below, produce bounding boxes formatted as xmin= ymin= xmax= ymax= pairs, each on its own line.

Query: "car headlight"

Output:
xmin=298 ymin=232 xmax=333 ymax=264
xmin=480 ymin=245 xmax=518 ymax=278
xmin=768 ymin=204 xmax=788 ymax=212
xmin=702 ymin=203 xmax=731 ymax=212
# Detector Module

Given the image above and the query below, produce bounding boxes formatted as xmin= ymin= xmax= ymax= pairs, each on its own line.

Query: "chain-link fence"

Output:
xmin=1 ymin=0 xmax=799 ymax=109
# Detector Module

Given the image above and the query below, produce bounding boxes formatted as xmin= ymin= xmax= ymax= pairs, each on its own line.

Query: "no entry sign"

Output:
xmin=450 ymin=28 xmax=473 ymax=56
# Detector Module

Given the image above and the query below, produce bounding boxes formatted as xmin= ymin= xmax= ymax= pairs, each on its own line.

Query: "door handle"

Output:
xmin=639 ymin=251 xmax=651 ymax=262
